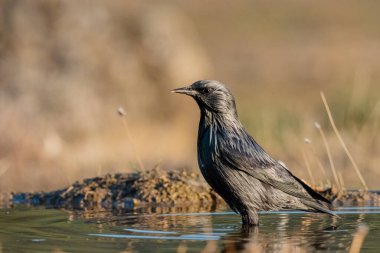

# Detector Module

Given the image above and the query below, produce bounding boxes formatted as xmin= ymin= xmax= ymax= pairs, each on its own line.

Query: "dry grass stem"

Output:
xmin=320 ymin=92 xmax=369 ymax=191
xmin=118 ymin=107 xmax=145 ymax=171
xmin=337 ymin=171 xmax=346 ymax=191
xmin=301 ymin=150 xmax=315 ymax=186
xmin=314 ymin=122 xmax=341 ymax=191
xmin=348 ymin=224 xmax=369 ymax=253
xmin=304 ymin=138 xmax=329 ymax=185
xmin=316 ymin=160 xmax=331 ymax=186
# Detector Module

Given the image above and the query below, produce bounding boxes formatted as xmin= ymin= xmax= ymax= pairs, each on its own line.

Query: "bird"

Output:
xmin=172 ymin=80 xmax=337 ymax=226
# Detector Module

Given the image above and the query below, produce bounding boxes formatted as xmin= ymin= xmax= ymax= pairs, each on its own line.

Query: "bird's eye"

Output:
xmin=201 ymin=88 xmax=210 ymax=94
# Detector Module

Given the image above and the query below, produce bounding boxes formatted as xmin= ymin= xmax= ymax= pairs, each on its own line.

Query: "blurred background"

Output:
xmin=0 ymin=0 xmax=379 ymax=192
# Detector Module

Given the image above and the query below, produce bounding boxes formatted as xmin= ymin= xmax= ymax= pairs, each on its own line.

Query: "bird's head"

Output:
xmin=172 ymin=80 xmax=238 ymax=117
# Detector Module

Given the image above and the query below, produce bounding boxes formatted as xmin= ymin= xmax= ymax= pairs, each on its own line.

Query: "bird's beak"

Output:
xmin=171 ymin=86 xmax=197 ymax=96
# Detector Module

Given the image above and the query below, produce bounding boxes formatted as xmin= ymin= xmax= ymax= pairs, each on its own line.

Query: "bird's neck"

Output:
xmin=199 ymin=109 xmax=242 ymax=134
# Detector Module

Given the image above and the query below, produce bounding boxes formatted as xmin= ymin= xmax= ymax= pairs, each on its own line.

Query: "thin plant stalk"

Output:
xmin=315 ymin=122 xmax=341 ymax=191
xmin=316 ymin=160 xmax=331 ymax=186
xmin=118 ymin=107 xmax=145 ymax=171
xmin=304 ymin=139 xmax=330 ymax=185
xmin=121 ymin=118 xmax=145 ymax=171
xmin=301 ymin=150 xmax=315 ymax=186
xmin=320 ymin=92 xmax=368 ymax=191
xmin=338 ymin=171 xmax=345 ymax=191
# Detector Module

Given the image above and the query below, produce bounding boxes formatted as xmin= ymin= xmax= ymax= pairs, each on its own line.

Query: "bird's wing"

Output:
xmin=218 ymin=136 xmax=332 ymax=208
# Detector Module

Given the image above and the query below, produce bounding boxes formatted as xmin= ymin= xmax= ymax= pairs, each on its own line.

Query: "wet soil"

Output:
xmin=10 ymin=168 xmax=224 ymax=210
xmin=4 ymin=168 xmax=380 ymax=210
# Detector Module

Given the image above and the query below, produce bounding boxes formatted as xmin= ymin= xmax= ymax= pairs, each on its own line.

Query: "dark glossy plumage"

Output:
xmin=173 ymin=80 xmax=336 ymax=225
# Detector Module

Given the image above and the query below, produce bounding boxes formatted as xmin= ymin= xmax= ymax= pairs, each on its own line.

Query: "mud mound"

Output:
xmin=313 ymin=186 xmax=380 ymax=206
xmin=7 ymin=169 xmax=380 ymax=210
xmin=11 ymin=169 xmax=224 ymax=210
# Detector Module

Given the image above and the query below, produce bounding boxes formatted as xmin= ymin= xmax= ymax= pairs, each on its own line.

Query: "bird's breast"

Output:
xmin=197 ymin=126 xmax=223 ymax=180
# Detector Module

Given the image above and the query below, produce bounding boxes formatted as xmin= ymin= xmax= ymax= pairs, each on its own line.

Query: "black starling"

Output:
xmin=172 ymin=80 xmax=337 ymax=226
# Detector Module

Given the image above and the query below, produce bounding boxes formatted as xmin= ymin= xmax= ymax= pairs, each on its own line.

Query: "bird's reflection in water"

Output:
xmin=222 ymin=214 xmax=342 ymax=253
xmin=66 ymin=207 xmax=355 ymax=252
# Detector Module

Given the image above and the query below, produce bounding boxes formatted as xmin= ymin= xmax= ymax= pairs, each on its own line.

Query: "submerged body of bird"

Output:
xmin=173 ymin=80 xmax=337 ymax=226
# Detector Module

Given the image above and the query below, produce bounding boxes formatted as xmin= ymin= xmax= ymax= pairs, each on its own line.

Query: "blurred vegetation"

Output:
xmin=0 ymin=0 xmax=379 ymax=192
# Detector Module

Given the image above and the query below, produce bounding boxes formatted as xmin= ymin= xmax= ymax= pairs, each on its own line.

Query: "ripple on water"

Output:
xmin=1 ymin=206 xmax=380 ymax=252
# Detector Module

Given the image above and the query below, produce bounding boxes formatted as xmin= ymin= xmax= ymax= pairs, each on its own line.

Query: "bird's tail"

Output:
xmin=302 ymin=199 xmax=340 ymax=218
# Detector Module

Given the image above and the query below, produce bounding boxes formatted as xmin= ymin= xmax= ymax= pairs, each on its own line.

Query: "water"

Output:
xmin=0 ymin=206 xmax=379 ymax=252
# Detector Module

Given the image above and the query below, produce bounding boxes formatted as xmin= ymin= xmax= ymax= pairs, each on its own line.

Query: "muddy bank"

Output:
xmin=6 ymin=169 xmax=380 ymax=210
xmin=313 ymin=186 xmax=380 ymax=206
xmin=10 ymin=168 xmax=224 ymax=210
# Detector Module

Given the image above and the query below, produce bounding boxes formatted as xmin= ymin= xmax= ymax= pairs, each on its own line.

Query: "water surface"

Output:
xmin=0 ymin=206 xmax=379 ymax=252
